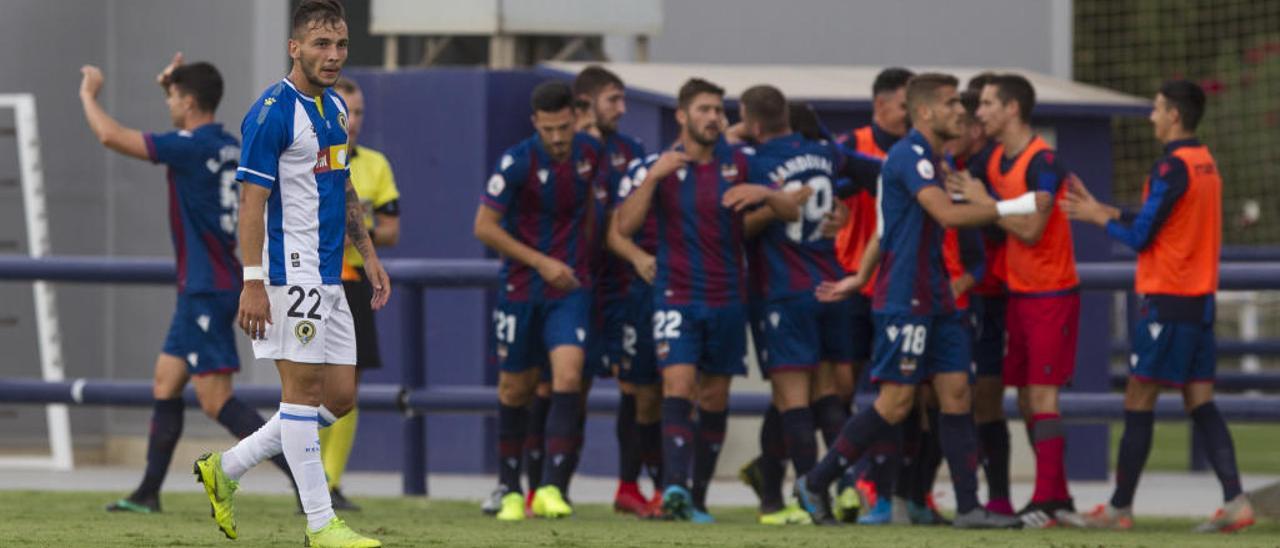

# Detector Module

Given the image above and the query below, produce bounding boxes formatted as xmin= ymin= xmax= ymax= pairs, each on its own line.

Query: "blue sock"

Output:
xmin=977 ymin=419 xmax=1011 ymax=502
xmin=498 ymin=404 xmax=528 ymax=493
xmin=661 ymin=397 xmax=694 ymax=489
xmin=136 ymin=397 xmax=184 ymax=498
xmin=541 ymin=392 xmax=580 ymax=491
xmin=782 ymin=407 xmax=818 ymax=477
xmin=758 ymin=406 xmax=786 ymax=510
xmin=691 ymin=408 xmax=728 ymax=509
xmin=1110 ymin=410 xmax=1153 ymax=508
xmin=807 ymin=406 xmax=892 ymax=491
xmin=617 ymin=394 xmax=641 ymax=483
xmin=524 ymin=395 xmax=550 ymax=490
xmin=1191 ymin=402 xmax=1243 ymax=502
xmin=939 ymin=412 xmax=981 ymax=514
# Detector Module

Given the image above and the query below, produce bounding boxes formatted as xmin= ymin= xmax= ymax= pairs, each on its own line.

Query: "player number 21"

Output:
xmin=783 ymin=175 xmax=833 ymax=243
xmin=494 ymin=311 xmax=517 ymax=344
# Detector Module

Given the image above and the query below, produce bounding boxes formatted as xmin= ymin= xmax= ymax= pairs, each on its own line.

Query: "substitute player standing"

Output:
xmin=79 ymin=54 xmax=301 ymax=515
xmin=615 ymin=78 xmax=799 ymax=522
xmin=1063 ymin=80 xmax=1254 ymax=533
xmin=971 ymin=74 xmax=1083 ymax=528
xmin=474 ymin=80 xmax=604 ymax=521
xmin=192 ymin=1 xmax=388 ymax=546
xmin=320 ymin=76 xmax=402 ymax=512
xmin=799 ymin=73 xmax=1037 ymax=529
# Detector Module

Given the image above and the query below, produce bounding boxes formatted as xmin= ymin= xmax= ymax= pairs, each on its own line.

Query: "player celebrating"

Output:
xmin=570 ymin=66 xmax=665 ymax=517
xmin=321 ymin=76 xmax=402 ymax=512
xmin=798 ymin=73 xmax=1037 ymax=530
xmin=831 ymin=66 xmax=914 ymax=522
xmin=191 ymin=1 xmax=388 ymax=546
xmin=1063 ymin=80 xmax=1255 ymax=533
xmin=474 ymin=80 xmax=604 ymax=521
xmin=972 ymin=74 xmax=1083 ymax=528
xmin=79 ymin=54 xmax=299 ymax=515
xmin=615 ymin=78 xmax=799 ymax=522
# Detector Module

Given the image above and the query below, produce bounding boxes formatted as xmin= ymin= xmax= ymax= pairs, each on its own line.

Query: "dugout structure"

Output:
xmin=341 ymin=63 xmax=1147 ymax=481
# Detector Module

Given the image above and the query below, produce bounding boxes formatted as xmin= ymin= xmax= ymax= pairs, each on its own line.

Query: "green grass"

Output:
xmin=0 ymin=491 xmax=1275 ymax=547
xmin=1110 ymin=422 xmax=1280 ymax=473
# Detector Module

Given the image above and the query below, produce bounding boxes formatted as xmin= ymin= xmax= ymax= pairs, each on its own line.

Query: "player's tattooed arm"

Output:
xmin=346 ymin=178 xmax=393 ymax=309
xmin=345 ymin=180 xmax=376 ymax=259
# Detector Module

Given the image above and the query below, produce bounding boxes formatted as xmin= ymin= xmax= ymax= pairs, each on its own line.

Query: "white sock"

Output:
xmin=221 ymin=412 xmax=282 ymax=481
xmin=317 ymin=405 xmax=338 ymax=428
xmin=279 ymin=402 xmax=335 ymax=531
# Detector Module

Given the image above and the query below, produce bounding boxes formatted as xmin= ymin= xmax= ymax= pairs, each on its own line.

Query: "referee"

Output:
xmin=321 ymin=77 xmax=402 ymax=511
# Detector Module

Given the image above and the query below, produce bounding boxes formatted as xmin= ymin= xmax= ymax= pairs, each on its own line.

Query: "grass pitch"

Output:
xmin=1 ymin=491 xmax=1275 ymax=547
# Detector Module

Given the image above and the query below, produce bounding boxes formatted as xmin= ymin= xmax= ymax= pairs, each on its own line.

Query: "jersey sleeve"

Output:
xmin=1026 ymin=150 xmax=1071 ymax=194
xmin=833 ymin=141 xmax=883 ymax=199
xmin=957 ymin=227 xmax=986 ymax=281
xmin=481 ymin=149 xmax=528 ymax=214
xmin=902 ymin=154 xmax=940 ymax=196
xmin=236 ymin=99 xmax=291 ymax=189
xmin=144 ymin=130 xmax=200 ymax=167
xmin=1105 ymin=156 xmax=1190 ymax=252
xmin=617 ymin=154 xmax=656 ymax=204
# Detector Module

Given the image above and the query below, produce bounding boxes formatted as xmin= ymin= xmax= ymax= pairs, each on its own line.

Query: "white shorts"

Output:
xmin=251 ymin=284 xmax=357 ymax=365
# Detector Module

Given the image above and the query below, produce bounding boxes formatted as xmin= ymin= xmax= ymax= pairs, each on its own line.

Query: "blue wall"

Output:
xmin=339 ymin=67 xmax=1121 ymax=481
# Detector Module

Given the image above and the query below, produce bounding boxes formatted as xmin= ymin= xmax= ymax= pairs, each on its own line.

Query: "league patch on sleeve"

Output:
xmin=916 ymin=159 xmax=935 ymax=180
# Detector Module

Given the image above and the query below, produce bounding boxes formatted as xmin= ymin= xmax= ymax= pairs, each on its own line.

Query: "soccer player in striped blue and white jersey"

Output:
xmin=192 ymin=2 xmax=387 ymax=546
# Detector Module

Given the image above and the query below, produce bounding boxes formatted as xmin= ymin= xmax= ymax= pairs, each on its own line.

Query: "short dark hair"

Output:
xmin=530 ymin=80 xmax=574 ymax=113
xmin=740 ymin=84 xmax=789 ymax=134
xmin=334 ymin=77 xmax=360 ymax=95
xmin=959 ymin=89 xmax=980 ymax=118
xmin=788 ymin=102 xmax=826 ymax=142
xmin=967 ymin=71 xmax=997 ymax=93
xmin=1158 ymin=79 xmax=1206 ymax=131
xmin=292 ymin=0 xmax=345 ymax=39
xmin=677 ymin=78 xmax=724 ymax=109
xmin=905 ymin=73 xmax=959 ymax=115
xmin=169 ymin=62 xmax=224 ymax=113
xmin=573 ymin=65 xmax=624 ymax=98
xmin=872 ymin=67 xmax=915 ymax=97
xmin=988 ymin=73 xmax=1036 ymax=122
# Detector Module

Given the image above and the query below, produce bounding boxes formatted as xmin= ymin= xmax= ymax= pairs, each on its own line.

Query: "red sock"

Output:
xmin=1030 ymin=413 xmax=1065 ymax=504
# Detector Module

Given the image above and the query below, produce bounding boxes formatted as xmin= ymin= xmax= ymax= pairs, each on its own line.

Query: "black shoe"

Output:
xmin=330 ymin=487 xmax=361 ymax=511
xmin=1018 ymin=499 xmax=1085 ymax=529
xmin=106 ymin=492 xmax=160 ymax=514
xmin=793 ymin=475 xmax=837 ymax=525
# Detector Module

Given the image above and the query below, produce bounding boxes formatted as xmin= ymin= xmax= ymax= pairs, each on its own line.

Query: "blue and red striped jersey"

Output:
xmin=594 ymin=131 xmax=647 ymax=302
xmin=481 ymin=132 xmax=605 ymax=302
xmin=639 ymin=140 xmax=759 ymax=306
xmin=746 ymin=133 xmax=852 ymax=301
xmin=144 ymin=123 xmax=242 ymax=294
xmin=872 ymin=129 xmax=956 ymax=316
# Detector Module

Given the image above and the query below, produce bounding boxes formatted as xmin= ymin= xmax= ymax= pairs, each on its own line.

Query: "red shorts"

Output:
xmin=1002 ymin=292 xmax=1079 ymax=387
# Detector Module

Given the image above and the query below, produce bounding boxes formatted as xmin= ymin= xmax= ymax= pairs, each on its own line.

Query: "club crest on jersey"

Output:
xmin=337 ymin=112 xmax=348 ymax=131
xmin=294 ymin=320 xmax=317 ymax=345
xmin=656 ymin=341 xmax=670 ymax=361
xmin=576 ymin=159 xmax=593 ymax=178
xmin=900 ymin=356 xmax=918 ymax=376
xmin=611 ymin=152 xmax=629 ymax=169
xmin=720 ymin=163 xmax=739 ymax=180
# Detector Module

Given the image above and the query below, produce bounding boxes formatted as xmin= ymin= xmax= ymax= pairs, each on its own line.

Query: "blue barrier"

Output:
xmin=4 ymin=378 xmax=1280 ymax=422
xmin=2 ymin=254 xmax=1280 ymax=493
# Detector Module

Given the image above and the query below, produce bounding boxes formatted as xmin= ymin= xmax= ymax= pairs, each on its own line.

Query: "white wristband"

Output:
xmin=996 ymin=192 xmax=1038 ymax=217
xmin=243 ymin=265 xmax=266 ymax=281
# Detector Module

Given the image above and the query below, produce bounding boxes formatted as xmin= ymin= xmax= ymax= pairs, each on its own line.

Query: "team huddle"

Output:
xmin=473 ymin=63 xmax=1255 ymax=532
xmin=70 ymin=0 xmax=1255 ymax=543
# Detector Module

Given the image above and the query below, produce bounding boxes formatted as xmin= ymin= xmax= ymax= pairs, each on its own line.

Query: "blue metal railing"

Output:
xmin=2 ymin=254 xmax=1280 ymax=494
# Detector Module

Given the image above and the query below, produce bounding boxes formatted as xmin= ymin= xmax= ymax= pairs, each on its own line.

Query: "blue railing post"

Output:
xmin=401 ymin=284 xmax=427 ymax=495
